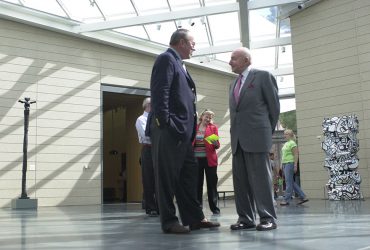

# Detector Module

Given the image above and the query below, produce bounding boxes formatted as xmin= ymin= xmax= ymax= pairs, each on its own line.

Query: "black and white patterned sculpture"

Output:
xmin=321 ymin=115 xmax=361 ymax=200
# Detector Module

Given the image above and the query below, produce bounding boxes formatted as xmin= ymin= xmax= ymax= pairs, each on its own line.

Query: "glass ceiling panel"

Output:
xmin=280 ymin=98 xmax=296 ymax=113
xmin=279 ymin=18 xmax=291 ymax=37
xmin=278 ymin=45 xmax=293 ymax=68
xmin=277 ymin=75 xmax=295 ymax=96
xmin=249 ymin=8 xmax=277 ymax=41
xmin=168 ymin=0 xmax=200 ymax=11
xmin=204 ymin=0 xmax=236 ymax=6
xmin=59 ymin=0 xmax=103 ymax=23
xmin=185 ymin=18 xmax=211 ymax=49
xmin=145 ymin=21 xmax=178 ymax=45
xmin=95 ymin=0 xmax=136 ymax=20
xmin=208 ymin=12 xmax=240 ymax=46
xmin=133 ymin=0 xmax=169 ymax=15
xmin=3 ymin=0 xmax=19 ymax=3
xmin=115 ymin=26 xmax=149 ymax=40
xmin=20 ymin=0 xmax=66 ymax=17
xmin=251 ymin=47 xmax=276 ymax=71
xmin=215 ymin=52 xmax=231 ymax=63
xmin=1 ymin=0 xmax=296 ymax=110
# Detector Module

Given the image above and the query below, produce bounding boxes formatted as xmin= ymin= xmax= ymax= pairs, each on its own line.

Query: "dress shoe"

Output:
xmin=163 ymin=223 xmax=190 ymax=234
xmin=212 ymin=210 xmax=220 ymax=215
xmin=190 ymin=220 xmax=220 ymax=230
xmin=256 ymin=221 xmax=277 ymax=231
xmin=148 ymin=210 xmax=159 ymax=217
xmin=230 ymin=222 xmax=256 ymax=231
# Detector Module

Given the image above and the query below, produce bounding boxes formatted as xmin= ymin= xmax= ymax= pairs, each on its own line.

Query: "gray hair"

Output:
xmin=169 ymin=29 xmax=189 ymax=46
xmin=142 ymin=97 xmax=151 ymax=109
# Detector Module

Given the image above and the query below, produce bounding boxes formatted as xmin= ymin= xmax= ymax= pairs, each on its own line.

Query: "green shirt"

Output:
xmin=281 ymin=140 xmax=297 ymax=163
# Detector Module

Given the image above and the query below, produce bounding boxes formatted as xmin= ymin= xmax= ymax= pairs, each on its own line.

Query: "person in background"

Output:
xmin=135 ymin=97 xmax=158 ymax=217
xmin=228 ymin=47 xmax=280 ymax=231
xmin=269 ymin=152 xmax=279 ymax=200
xmin=280 ymin=129 xmax=309 ymax=206
xmin=294 ymin=156 xmax=301 ymax=197
xmin=194 ymin=109 xmax=220 ymax=215
xmin=148 ymin=29 xmax=220 ymax=234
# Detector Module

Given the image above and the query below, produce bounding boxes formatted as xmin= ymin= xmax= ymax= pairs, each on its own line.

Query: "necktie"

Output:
xmin=233 ymin=74 xmax=243 ymax=103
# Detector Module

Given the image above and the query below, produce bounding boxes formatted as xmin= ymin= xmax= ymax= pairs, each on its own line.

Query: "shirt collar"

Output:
xmin=169 ymin=47 xmax=182 ymax=62
xmin=241 ymin=66 xmax=251 ymax=77
xmin=240 ymin=66 xmax=251 ymax=82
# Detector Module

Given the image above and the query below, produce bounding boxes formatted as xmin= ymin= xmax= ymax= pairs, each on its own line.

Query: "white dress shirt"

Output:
xmin=135 ymin=111 xmax=151 ymax=144
xmin=237 ymin=66 xmax=252 ymax=95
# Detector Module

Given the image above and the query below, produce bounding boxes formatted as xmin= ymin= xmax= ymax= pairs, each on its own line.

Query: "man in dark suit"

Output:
xmin=149 ymin=29 xmax=220 ymax=234
xmin=228 ymin=47 xmax=280 ymax=231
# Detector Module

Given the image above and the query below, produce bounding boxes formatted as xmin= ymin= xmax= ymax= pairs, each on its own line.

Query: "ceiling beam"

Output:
xmin=239 ymin=0 xmax=250 ymax=48
xmin=279 ymin=93 xmax=295 ymax=99
xmin=192 ymin=43 xmax=242 ymax=57
xmin=250 ymin=37 xmax=291 ymax=49
xmin=73 ymin=3 xmax=239 ymax=33
xmin=248 ymin=0 xmax=302 ymax=10
xmin=280 ymin=0 xmax=323 ymax=19
xmin=270 ymin=67 xmax=294 ymax=76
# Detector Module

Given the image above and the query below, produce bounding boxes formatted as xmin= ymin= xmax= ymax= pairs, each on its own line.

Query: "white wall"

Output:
xmin=0 ymin=19 xmax=234 ymax=207
xmin=291 ymin=0 xmax=370 ymax=198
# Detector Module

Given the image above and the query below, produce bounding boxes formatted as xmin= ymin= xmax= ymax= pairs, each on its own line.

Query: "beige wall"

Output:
xmin=0 ymin=19 xmax=234 ymax=207
xmin=291 ymin=0 xmax=370 ymax=198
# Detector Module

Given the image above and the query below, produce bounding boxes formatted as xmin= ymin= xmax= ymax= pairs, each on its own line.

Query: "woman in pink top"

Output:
xmin=194 ymin=109 xmax=220 ymax=215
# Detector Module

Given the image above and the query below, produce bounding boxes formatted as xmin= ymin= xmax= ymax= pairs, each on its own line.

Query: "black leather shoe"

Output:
xmin=163 ymin=223 xmax=190 ymax=234
xmin=230 ymin=222 xmax=256 ymax=231
xmin=212 ymin=210 xmax=220 ymax=215
xmin=256 ymin=221 xmax=277 ymax=231
xmin=148 ymin=210 xmax=159 ymax=217
xmin=190 ymin=221 xmax=220 ymax=230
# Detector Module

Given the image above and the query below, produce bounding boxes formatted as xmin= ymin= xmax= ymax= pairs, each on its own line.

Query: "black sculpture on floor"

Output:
xmin=18 ymin=97 xmax=36 ymax=199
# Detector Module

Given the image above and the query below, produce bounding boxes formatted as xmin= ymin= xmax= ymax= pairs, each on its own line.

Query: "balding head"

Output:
xmin=142 ymin=97 xmax=151 ymax=112
xmin=229 ymin=47 xmax=252 ymax=74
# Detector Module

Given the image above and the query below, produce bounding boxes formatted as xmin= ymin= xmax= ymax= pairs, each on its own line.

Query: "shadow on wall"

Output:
xmin=0 ymin=54 xmax=103 ymax=207
xmin=1 ymin=46 xmax=235 ymax=206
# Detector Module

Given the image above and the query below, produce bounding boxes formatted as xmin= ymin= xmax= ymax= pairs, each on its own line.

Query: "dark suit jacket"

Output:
xmin=150 ymin=48 xmax=197 ymax=143
xmin=229 ymin=68 xmax=280 ymax=154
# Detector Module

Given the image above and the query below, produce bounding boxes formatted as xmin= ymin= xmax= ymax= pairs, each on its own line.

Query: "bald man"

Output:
xmin=228 ymin=47 xmax=280 ymax=231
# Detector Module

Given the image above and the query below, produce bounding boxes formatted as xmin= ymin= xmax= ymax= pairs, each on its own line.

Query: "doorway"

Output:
xmin=102 ymin=86 xmax=150 ymax=203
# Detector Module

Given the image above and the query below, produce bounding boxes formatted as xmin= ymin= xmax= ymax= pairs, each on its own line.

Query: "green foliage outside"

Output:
xmin=279 ymin=110 xmax=297 ymax=132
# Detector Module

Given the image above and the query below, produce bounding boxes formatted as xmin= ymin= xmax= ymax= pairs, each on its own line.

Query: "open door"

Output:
xmin=102 ymin=86 xmax=150 ymax=203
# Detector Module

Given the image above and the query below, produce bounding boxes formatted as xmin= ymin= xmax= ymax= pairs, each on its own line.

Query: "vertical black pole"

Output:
xmin=18 ymin=97 xmax=36 ymax=199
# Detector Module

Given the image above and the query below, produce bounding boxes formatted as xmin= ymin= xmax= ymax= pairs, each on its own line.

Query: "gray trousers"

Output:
xmin=232 ymin=144 xmax=277 ymax=224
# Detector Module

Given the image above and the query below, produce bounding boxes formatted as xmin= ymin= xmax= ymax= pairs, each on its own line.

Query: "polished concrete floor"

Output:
xmin=2 ymin=198 xmax=370 ymax=250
